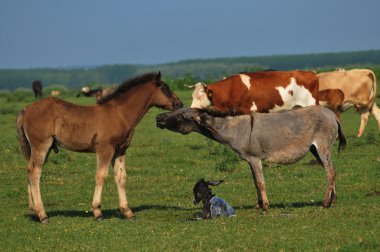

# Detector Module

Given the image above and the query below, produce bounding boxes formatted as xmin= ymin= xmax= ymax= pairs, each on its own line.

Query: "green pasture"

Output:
xmin=0 ymin=90 xmax=379 ymax=251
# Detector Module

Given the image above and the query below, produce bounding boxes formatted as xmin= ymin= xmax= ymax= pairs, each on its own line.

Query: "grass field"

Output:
xmin=0 ymin=90 xmax=379 ymax=251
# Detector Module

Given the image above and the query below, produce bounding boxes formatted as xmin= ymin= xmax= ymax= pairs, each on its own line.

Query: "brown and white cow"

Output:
xmin=317 ymin=69 xmax=380 ymax=137
xmin=190 ymin=70 xmax=319 ymax=115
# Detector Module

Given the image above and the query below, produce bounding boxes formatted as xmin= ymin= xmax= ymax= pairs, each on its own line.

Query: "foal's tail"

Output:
xmin=337 ymin=121 xmax=347 ymax=154
xmin=16 ymin=109 xmax=31 ymax=160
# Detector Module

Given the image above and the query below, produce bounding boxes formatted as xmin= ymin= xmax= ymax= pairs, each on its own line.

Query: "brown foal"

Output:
xmin=17 ymin=72 xmax=183 ymax=223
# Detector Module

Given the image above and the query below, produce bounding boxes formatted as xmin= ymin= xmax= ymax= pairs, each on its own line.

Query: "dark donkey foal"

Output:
xmin=157 ymin=106 xmax=346 ymax=211
xmin=193 ymin=178 xmax=235 ymax=219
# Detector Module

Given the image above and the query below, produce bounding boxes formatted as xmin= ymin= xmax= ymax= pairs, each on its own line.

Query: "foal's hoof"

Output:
xmin=40 ymin=218 xmax=49 ymax=224
xmin=262 ymin=203 xmax=270 ymax=212
xmin=322 ymin=196 xmax=337 ymax=208
xmin=123 ymin=209 xmax=134 ymax=220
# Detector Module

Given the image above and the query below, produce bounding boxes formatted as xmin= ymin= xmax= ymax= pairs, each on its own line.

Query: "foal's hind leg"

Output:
xmin=112 ymin=154 xmax=134 ymax=219
xmin=92 ymin=147 xmax=114 ymax=220
xmin=314 ymin=143 xmax=336 ymax=207
xmin=28 ymin=141 xmax=52 ymax=223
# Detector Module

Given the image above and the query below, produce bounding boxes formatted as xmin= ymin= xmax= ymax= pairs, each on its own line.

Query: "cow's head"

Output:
xmin=190 ymin=82 xmax=213 ymax=109
xmin=81 ymin=86 xmax=90 ymax=93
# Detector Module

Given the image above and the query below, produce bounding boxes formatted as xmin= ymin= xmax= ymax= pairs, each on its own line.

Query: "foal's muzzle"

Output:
xmin=173 ymin=101 xmax=184 ymax=110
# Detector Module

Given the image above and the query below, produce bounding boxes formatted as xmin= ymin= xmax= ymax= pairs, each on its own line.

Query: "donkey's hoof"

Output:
xmin=40 ymin=218 xmax=49 ymax=224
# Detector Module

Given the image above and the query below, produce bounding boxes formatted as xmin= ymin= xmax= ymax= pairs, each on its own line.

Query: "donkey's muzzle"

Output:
xmin=156 ymin=113 xmax=167 ymax=129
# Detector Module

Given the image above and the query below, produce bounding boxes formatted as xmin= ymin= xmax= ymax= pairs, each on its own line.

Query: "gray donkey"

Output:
xmin=156 ymin=106 xmax=346 ymax=211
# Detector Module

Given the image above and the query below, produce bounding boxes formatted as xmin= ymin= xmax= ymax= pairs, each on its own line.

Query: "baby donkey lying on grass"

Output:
xmin=193 ymin=178 xmax=235 ymax=219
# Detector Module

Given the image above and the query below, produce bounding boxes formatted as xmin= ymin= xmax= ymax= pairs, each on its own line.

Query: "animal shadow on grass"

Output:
xmin=25 ymin=202 xmax=323 ymax=222
xmin=26 ymin=205 xmax=195 ymax=222
xmin=26 ymin=209 xmax=120 ymax=222
xmin=236 ymin=200 xmax=323 ymax=210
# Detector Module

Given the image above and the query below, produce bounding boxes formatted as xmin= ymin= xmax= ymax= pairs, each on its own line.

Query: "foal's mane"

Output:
xmin=97 ymin=72 xmax=158 ymax=104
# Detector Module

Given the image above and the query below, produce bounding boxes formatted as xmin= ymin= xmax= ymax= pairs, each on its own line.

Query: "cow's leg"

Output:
xmin=92 ymin=147 xmax=114 ymax=220
xmin=314 ymin=144 xmax=336 ymax=207
xmin=28 ymin=183 xmax=33 ymax=210
xmin=112 ymin=154 xmax=134 ymax=219
xmin=370 ymin=102 xmax=380 ymax=130
xmin=28 ymin=140 xmax=52 ymax=223
xmin=247 ymin=157 xmax=269 ymax=211
xmin=335 ymin=110 xmax=343 ymax=123
xmin=357 ymin=107 xmax=370 ymax=137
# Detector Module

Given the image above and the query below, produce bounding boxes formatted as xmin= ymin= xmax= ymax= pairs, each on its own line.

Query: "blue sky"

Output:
xmin=1 ymin=0 xmax=379 ymax=69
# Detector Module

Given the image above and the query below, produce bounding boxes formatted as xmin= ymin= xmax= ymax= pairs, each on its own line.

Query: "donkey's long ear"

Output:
xmin=207 ymin=180 xmax=224 ymax=186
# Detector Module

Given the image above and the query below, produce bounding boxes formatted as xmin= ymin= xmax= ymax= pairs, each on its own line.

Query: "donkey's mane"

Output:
xmin=97 ymin=72 xmax=158 ymax=104
xmin=202 ymin=107 xmax=243 ymax=117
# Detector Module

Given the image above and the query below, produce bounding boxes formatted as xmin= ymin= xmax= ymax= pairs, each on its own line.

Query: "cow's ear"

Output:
xmin=207 ymin=180 xmax=224 ymax=186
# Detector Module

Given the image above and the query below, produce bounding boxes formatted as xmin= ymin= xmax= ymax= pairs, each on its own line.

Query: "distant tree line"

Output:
xmin=1 ymin=50 xmax=380 ymax=91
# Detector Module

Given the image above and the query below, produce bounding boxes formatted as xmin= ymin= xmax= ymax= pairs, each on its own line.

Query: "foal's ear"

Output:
xmin=156 ymin=71 xmax=162 ymax=83
xmin=207 ymin=180 xmax=224 ymax=186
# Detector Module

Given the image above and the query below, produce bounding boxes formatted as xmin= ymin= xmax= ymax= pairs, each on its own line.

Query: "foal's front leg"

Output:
xmin=112 ymin=154 xmax=134 ymax=219
xmin=92 ymin=147 xmax=114 ymax=220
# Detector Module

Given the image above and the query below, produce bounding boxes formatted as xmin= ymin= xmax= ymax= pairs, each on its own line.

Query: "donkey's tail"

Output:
xmin=16 ymin=109 xmax=31 ymax=160
xmin=337 ymin=120 xmax=347 ymax=154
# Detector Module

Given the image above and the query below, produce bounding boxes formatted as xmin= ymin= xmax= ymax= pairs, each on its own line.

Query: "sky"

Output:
xmin=0 ymin=0 xmax=379 ymax=69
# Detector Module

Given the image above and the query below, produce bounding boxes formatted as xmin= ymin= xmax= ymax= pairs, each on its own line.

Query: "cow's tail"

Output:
xmin=337 ymin=120 xmax=347 ymax=154
xmin=367 ymin=70 xmax=377 ymax=110
xmin=16 ymin=109 xmax=31 ymax=160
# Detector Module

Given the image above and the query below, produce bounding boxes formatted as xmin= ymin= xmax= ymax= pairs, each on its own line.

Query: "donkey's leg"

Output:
xmin=314 ymin=144 xmax=336 ymax=207
xmin=249 ymin=169 xmax=263 ymax=209
xmin=28 ymin=141 xmax=52 ymax=223
xmin=357 ymin=107 xmax=370 ymax=137
xmin=92 ymin=147 xmax=114 ymax=220
xmin=112 ymin=154 xmax=134 ymax=219
xmin=248 ymin=157 xmax=269 ymax=211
